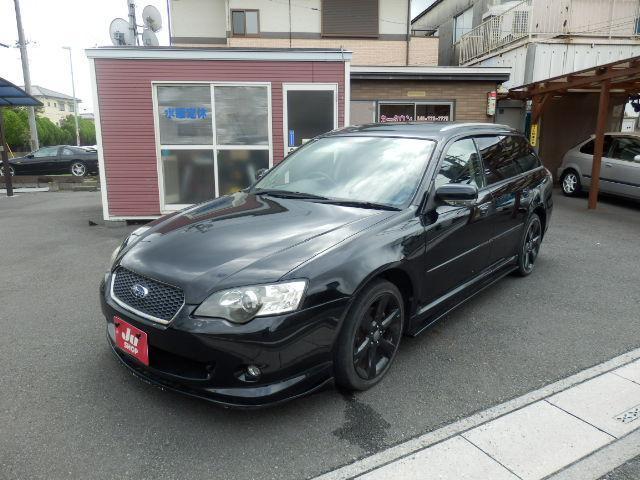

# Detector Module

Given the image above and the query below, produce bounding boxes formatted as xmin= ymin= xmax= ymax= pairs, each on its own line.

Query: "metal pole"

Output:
xmin=0 ymin=109 xmax=14 ymax=197
xmin=588 ymin=79 xmax=611 ymax=210
xmin=63 ymin=47 xmax=81 ymax=146
xmin=128 ymin=0 xmax=139 ymax=45
xmin=13 ymin=0 xmax=39 ymax=151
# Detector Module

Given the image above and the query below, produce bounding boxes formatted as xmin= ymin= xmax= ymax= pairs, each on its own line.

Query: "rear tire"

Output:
xmin=561 ymin=170 xmax=581 ymax=196
xmin=334 ymin=280 xmax=404 ymax=391
xmin=515 ymin=213 xmax=542 ymax=277
xmin=70 ymin=161 xmax=87 ymax=177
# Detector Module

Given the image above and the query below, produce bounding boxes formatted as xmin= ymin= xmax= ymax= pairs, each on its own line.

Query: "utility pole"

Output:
xmin=13 ymin=0 xmax=39 ymax=151
xmin=63 ymin=47 xmax=80 ymax=146
xmin=128 ymin=0 xmax=139 ymax=45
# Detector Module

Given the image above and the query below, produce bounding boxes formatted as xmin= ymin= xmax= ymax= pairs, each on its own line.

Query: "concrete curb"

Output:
xmin=314 ymin=347 xmax=640 ymax=480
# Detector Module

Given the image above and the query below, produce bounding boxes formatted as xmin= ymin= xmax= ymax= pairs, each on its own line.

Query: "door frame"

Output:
xmin=282 ymin=83 xmax=338 ymax=155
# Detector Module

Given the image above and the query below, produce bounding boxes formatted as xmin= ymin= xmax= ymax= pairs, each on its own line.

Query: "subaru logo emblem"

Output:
xmin=131 ymin=283 xmax=149 ymax=299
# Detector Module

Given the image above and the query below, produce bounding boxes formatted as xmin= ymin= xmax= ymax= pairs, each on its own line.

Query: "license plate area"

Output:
xmin=114 ymin=316 xmax=149 ymax=366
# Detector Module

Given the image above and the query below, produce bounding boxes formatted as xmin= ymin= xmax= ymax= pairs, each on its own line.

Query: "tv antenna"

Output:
xmin=109 ymin=2 xmax=163 ymax=47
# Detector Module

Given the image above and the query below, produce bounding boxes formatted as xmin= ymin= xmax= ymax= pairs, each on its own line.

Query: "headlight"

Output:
xmin=194 ymin=280 xmax=307 ymax=323
xmin=110 ymin=226 xmax=151 ymax=268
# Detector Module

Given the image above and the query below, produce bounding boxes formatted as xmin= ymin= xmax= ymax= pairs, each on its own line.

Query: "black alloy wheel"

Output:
xmin=516 ymin=213 xmax=542 ymax=276
xmin=334 ymin=280 xmax=404 ymax=391
xmin=0 ymin=165 xmax=15 ymax=176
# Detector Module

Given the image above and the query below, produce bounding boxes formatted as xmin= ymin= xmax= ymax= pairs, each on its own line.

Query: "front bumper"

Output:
xmin=100 ymin=275 xmax=350 ymax=407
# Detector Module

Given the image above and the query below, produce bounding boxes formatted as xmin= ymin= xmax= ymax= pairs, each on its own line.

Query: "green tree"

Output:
xmin=60 ymin=115 xmax=96 ymax=145
xmin=2 ymin=108 xmax=30 ymax=150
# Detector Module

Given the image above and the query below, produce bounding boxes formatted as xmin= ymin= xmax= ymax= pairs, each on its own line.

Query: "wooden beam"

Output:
xmin=531 ymin=93 xmax=551 ymax=124
xmin=520 ymin=64 xmax=640 ymax=98
xmin=588 ymin=79 xmax=611 ymax=210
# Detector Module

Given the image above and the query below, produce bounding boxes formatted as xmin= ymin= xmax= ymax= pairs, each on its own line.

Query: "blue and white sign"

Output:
xmin=288 ymin=129 xmax=295 ymax=147
xmin=164 ymin=107 xmax=208 ymax=120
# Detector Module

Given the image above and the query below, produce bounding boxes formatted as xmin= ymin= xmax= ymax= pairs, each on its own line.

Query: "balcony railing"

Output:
xmin=458 ymin=0 xmax=640 ymax=65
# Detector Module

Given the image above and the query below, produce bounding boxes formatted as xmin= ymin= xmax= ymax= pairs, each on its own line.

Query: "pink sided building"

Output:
xmin=86 ymin=47 xmax=351 ymax=221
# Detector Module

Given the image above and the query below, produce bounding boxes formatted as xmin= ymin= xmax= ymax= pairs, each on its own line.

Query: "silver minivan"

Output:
xmin=558 ymin=132 xmax=640 ymax=199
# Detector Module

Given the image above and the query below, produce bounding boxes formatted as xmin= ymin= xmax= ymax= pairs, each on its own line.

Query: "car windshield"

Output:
xmin=253 ymin=136 xmax=435 ymax=208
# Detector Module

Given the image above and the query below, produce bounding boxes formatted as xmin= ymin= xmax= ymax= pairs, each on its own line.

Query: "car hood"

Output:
xmin=119 ymin=192 xmax=393 ymax=302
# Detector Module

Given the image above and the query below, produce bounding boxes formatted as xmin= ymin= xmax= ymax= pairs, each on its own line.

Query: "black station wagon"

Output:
xmin=101 ymin=122 xmax=553 ymax=407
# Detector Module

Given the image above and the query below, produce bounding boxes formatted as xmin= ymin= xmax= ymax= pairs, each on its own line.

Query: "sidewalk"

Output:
xmin=315 ymin=348 xmax=640 ymax=480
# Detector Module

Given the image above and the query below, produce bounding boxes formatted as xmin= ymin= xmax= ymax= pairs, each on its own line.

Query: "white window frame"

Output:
xmin=152 ymin=81 xmax=273 ymax=213
xmin=453 ymin=7 xmax=473 ymax=43
xmin=282 ymin=83 xmax=338 ymax=154
xmin=377 ymin=100 xmax=455 ymax=123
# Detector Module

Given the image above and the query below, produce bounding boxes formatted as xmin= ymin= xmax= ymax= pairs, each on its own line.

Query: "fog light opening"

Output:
xmin=245 ymin=364 xmax=262 ymax=381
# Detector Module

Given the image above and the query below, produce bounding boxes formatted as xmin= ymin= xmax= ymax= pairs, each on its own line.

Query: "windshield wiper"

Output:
xmin=318 ymin=199 xmax=401 ymax=211
xmin=253 ymin=189 xmax=329 ymax=200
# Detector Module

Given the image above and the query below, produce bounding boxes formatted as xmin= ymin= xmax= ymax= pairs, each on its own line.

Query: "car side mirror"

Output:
xmin=634 ymin=154 xmax=640 ymax=163
xmin=435 ymin=183 xmax=478 ymax=207
xmin=254 ymin=168 xmax=269 ymax=181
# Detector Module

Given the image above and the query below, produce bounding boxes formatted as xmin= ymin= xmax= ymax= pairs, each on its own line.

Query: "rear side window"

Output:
xmin=579 ymin=136 xmax=613 ymax=156
xmin=610 ymin=137 xmax=640 ymax=161
xmin=475 ymin=135 xmax=540 ymax=185
xmin=62 ymin=148 xmax=75 ymax=156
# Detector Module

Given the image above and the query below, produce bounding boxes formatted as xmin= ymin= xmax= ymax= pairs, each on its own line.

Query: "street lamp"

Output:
xmin=62 ymin=46 xmax=80 ymax=146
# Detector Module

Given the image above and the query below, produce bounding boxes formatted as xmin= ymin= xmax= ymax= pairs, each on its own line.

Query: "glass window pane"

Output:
xmin=435 ymin=138 xmax=483 ymax=189
xmin=379 ymin=104 xmax=414 ymax=123
xmin=215 ymin=86 xmax=268 ymax=145
xmin=510 ymin=135 xmax=540 ymax=172
xmin=350 ymin=101 xmax=375 ymax=125
xmin=415 ymin=104 xmax=451 ymax=122
xmin=256 ymin=137 xmax=435 ymax=207
xmin=287 ymin=90 xmax=334 ymax=147
xmin=246 ymin=11 xmax=259 ymax=34
xmin=217 ymin=149 xmax=269 ymax=196
xmin=610 ymin=137 xmax=640 ymax=161
xmin=476 ymin=135 xmax=521 ymax=184
xmin=157 ymin=86 xmax=212 ymax=145
xmin=232 ymin=11 xmax=245 ymax=35
xmin=161 ymin=149 xmax=215 ymax=205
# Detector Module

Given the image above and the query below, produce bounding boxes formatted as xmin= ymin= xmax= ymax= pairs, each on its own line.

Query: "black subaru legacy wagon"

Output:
xmin=100 ymin=122 xmax=553 ymax=407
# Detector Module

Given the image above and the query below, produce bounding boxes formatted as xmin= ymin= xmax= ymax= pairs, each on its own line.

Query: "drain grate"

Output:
xmin=614 ymin=404 xmax=640 ymax=424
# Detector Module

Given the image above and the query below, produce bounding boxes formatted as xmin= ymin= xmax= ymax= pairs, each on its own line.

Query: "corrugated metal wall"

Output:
xmin=94 ymin=58 xmax=345 ymax=217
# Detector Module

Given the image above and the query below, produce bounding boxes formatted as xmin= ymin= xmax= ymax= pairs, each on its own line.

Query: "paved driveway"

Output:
xmin=1 ymin=191 xmax=639 ymax=480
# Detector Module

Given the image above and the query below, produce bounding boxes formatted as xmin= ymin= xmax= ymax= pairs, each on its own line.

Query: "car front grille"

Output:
xmin=111 ymin=267 xmax=185 ymax=323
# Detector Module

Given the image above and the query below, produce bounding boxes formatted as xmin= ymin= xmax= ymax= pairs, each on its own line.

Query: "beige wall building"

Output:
xmin=28 ymin=86 xmax=80 ymax=125
xmin=168 ymin=0 xmax=510 ymax=124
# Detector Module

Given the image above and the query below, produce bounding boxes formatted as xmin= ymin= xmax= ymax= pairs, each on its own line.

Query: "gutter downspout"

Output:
xmin=406 ymin=0 xmax=411 ymax=65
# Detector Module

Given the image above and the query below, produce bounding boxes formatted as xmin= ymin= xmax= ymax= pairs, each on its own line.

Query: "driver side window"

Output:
xmin=435 ymin=138 xmax=484 ymax=189
xmin=33 ymin=147 xmax=58 ymax=158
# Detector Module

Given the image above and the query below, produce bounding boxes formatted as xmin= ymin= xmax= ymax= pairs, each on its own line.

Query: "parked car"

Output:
xmin=558 ymin=132 xmax=640 ymax=199
xmin=0 ymin=145 xmax=98 ymax=177
xmin=100 ymin=122 xmax=553 ymax=407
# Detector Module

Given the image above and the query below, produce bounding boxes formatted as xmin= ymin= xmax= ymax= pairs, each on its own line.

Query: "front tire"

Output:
xmin=0 ymin=165 xmax=15 ymax=176
xmin=561 ymin=170 xmax=581 ymax=196
xmin=516 ymin=213 xmax=542 ymax=276
xmin=70 ymin=161 xmax=87 ymax=177
xmin=334 ymin=280 xmax=404 ymax=391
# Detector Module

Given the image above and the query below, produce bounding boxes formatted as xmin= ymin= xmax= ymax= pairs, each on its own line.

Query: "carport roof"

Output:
xmin=0 ymin=77 xmax=42 ymax=107
xmin=508 ymin=55 xmax=640 ymax=98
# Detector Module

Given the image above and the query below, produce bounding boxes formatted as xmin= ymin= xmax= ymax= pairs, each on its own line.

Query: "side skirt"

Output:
xmin=407 ymin=256 xmax=518 ymax=337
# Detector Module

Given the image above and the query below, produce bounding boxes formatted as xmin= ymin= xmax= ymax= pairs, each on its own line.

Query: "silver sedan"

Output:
xmin=557 ymin=132 xmax=640 ymax=199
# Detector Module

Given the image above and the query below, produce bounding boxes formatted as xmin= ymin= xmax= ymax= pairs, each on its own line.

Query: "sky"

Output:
xmin=0 ymin=0 xmax=170 ymax=113
xmin=1 ymin=0 xmax=434 ymax=114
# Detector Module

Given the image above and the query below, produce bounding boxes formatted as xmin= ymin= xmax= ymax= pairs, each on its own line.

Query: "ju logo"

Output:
xmin=121 ymin=327 xmax=140 ymax=347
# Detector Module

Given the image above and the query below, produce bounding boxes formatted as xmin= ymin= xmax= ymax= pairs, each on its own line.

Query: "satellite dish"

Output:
xmin=142 ymin=29 xmax=159 ymax=47
xmin=109 ymin=18 xmax=134 ymax=46
xmin=142 ymin=5 xmax=162 ymax=32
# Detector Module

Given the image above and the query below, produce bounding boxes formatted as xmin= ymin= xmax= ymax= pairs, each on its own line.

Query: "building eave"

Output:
xmin=85 ymin=46 xmax=353 ymax=62
xmin=350 ymin=66 xmax=511 ymax=82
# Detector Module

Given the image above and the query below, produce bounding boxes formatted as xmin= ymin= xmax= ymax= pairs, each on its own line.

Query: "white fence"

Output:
xmin=458 ymin=0 xmax=640 ymax=65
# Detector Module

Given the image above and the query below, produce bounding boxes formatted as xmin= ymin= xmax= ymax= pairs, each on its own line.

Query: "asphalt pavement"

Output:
xmin=1 ymin=190 xmax=640 ymax=480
